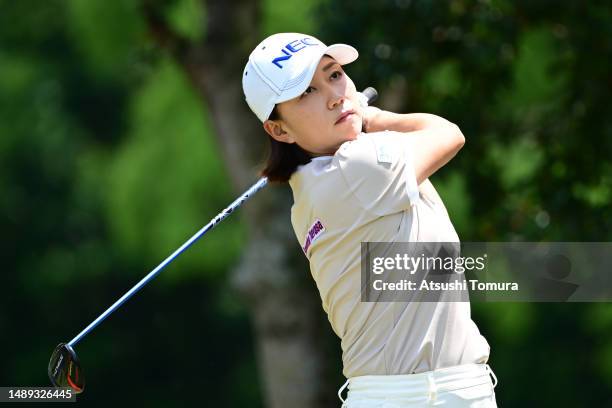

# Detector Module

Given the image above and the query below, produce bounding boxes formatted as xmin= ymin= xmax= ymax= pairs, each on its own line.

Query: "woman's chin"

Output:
xmin=345 ymin=127 xmax=361 ymax=140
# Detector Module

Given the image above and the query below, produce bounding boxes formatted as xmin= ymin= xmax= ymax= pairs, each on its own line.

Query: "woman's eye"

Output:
xmin=301 ymin=86 xmax=314 ymax=98
xmin=330 ymin=70 xmax=342 ymax=80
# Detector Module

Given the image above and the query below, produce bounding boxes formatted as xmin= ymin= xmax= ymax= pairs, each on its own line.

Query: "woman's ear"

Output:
xmin=263 ymin=120 xmax=295 ymax=144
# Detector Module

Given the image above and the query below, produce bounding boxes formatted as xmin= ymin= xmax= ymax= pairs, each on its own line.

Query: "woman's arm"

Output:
xmin=363 ymin=109 xmax=465 ymax=185
xmin=364 ymin=109 xmax=453 ymax=133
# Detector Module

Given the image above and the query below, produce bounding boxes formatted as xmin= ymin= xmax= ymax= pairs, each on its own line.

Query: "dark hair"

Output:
xmin=260 ymin=106 xmax=311 ymax=183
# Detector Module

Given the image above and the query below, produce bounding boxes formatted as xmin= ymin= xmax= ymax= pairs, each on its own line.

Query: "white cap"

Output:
xmin=242 ymin=33 xmax=358 ymax=122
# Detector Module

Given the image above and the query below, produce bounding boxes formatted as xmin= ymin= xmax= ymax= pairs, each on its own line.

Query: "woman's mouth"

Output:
xmin=335 ymin=110 xmax=355 ymax=125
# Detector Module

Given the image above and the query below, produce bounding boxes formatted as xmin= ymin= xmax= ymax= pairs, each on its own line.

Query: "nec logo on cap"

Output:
xmin=272 ymin=37 xmax=320 ymax=69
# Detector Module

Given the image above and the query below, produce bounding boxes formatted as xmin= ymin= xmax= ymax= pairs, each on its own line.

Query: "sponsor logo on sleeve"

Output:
xmin=375 ymin=141 xmax=393 ymax=163
xmin=302 ymin=219 xmax=325 ymax=256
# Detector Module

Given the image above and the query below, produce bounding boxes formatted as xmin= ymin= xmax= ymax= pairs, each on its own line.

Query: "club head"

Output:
xmin=48 ymin=343 xmax=85 ymax=394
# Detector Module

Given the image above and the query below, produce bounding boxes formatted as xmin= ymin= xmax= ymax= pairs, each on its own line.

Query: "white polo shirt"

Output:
xmin=288 ymin=131 xmax=490 ymax=378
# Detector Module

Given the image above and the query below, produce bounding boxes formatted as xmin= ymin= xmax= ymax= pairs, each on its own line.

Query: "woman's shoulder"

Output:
xmin=336 ymin=130 xmax=409 ymax=172
xmin=338 ymin=130 xmax=402 ymax=150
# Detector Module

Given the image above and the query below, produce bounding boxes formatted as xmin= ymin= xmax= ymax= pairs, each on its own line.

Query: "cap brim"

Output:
xmin=324 ymin=43 xmax=359 ymax=66
xmin=276 ymin=44 xmax=359 ymax=104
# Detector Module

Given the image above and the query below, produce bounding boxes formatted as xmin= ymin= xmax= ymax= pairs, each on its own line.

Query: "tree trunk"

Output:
xmin=142 ymin=1 xmax=338 ymax=406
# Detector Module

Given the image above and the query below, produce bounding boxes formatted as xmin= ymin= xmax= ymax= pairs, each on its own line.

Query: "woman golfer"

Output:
xmin=242 ymin=33 xmax=498 ymax=407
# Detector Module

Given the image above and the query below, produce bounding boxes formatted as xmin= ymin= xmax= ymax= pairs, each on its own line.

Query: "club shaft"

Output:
xmin=68 ymin=177 xmax=269 ymax=347
xmin=67 ymin=87 xmax=377 ymax=348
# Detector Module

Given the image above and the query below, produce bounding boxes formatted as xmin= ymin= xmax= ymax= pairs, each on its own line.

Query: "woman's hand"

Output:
xmin=361 ymin=106 xmax=383 ymax=133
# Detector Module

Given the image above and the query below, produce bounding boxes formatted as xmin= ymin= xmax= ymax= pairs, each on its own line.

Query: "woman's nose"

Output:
xmin=328 ymin=93 xmax=345 ymax=110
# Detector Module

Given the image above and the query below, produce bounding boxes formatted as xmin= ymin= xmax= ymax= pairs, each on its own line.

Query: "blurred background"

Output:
xmin=1 ymin=0 xmax=611 ymax=406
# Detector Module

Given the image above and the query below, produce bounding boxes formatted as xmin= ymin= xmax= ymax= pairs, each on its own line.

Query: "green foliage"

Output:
xmin=496 ymin=27 xmax=569 ymax=128
xmin=486 ymin=137 xmax=544 ymax=190
xmin=65 ymin=0 xmax=147 ymax=79
xmin=1 ymin=0 xmax=254 ymax=404
xmin=432 ymin=172 xmax=472 ymax=236
xmin=423 ymin=60 xmax=462 ymax=98
xmin=107 ymin=59 xmax=244 ymax=282
xmin=166 ymin=0 xmax=206 ymax=40
xmin=261 ymin=0 xmax=319 ymax=36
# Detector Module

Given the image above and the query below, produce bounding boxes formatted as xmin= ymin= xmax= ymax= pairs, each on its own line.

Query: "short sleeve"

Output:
xmin=336 ymin=131 xmax=420 ymax=216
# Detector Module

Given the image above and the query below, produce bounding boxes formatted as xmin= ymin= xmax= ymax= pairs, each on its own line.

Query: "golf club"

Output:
xmin=48 ymin=87 xmax=378 ymax=394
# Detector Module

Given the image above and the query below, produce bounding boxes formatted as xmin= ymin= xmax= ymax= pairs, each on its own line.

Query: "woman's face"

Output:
xmin=264 ymin=56 xmax=364 ymax=156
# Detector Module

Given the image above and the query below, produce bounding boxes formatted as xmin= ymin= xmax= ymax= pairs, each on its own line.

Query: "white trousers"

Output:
xmin=338 ymin=363 xmax=498 ymax=408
